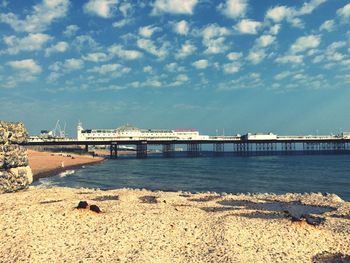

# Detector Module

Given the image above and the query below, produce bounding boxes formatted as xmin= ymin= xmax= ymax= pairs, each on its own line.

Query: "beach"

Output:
xmin=1 ymin=150 xmax=349 ymax=262
xmin=0 ymin=187 xmax=349 ymax=262
xmin=27 ymin=150 xmax=104 ymax=180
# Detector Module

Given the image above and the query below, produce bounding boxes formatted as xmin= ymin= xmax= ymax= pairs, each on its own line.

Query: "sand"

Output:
xmin=27 ymin=150 xmax=104 ymax=180
xmin=0 ymin=187 xmax=349 ymax=262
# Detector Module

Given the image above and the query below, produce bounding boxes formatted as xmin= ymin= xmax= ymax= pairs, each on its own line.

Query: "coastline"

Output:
xmin=28 ymin=150 xmax=105 ymax=180
xmin=1 ymin=187 xmax=349 ymax=262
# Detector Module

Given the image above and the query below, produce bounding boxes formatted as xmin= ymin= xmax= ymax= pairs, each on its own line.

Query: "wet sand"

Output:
xmin=0 ymin=187 xmax=349 ymax=262
xmin=28 ymin=150 xmax=104 ymax=180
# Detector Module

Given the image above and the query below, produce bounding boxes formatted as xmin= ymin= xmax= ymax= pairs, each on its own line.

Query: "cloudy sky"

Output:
xmin=0 ymin=0 xmax=349 ymax=136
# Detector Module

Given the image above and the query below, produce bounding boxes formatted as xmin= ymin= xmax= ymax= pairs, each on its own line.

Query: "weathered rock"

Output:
xmin=0 ymin=166 xmax=33 ymax=193
xmin=0 ymin=126 xmax=6 ymax=144
xmin=0 ymin=121 xmax=32 ymax=193
xmin=0 ymin=121 xmax=27 ymax=144
xmin=0 ymin=148 xmax=4 ymax=168
xmin=3 ymin=144 xmax=28 ymax=168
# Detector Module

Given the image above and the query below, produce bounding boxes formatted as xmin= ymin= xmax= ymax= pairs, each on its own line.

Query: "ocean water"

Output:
xmin=35 ymin=154 xmax=350 ymax=201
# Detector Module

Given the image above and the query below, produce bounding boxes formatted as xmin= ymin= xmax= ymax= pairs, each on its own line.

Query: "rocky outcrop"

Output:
xmin=0 ymin=121 xmax=32 ymax=193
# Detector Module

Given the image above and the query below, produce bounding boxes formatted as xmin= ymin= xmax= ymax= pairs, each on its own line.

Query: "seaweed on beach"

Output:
xmin=189 ymin=195 xmax=222 ymax=202
xmin=92 ymin=195 xmax=119 ymax=201
xmin=312 ymin=251 xmax=350 ymax=263
xmin=139 ymin=195 xmax=158 ymax=204
xmin=40 ymin=200 xmax=63 ymax=204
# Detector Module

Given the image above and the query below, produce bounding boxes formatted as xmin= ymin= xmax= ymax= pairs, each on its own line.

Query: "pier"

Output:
xmin=24 ymin=136 xmax=350 ymax=159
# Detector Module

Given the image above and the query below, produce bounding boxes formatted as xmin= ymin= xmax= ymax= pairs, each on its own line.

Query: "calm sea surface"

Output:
xmin=36 ymin=154 xmax=350 ymax=200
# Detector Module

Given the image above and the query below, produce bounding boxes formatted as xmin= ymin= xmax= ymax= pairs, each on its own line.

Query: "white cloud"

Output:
xmin=201 ymin=24 xmax=229 ymax=40
xmin=319 ymin=20 xmax=335 ymax=32
xmin=327 ymin=41 xmax=346 ymax=51
xmin=255 ymin=35 xmax=275 ymax=47
xmin=169 ymin=74 xmax=190 ymax=87
xmin=137 ymin=38 xmax=169 ymax=58
xmin=145 ymin=79 xmax=162 ymax=88
xmin=266 ymin=6 xmax=290 ymax=23
xmin=173 ymin=20 xmax=189 ymax=35
xmin=3 ymin=33 xmax=52 ymax=54
xmin=152 ymin=0 xmax=198 ymax=15
xmin=46 ymin=72 xmax=62 ymax=82
xmin=108 ymin=44 xmax=143 ymax=60
xmin=112 ymin=18 xmax=133 ymax=28
xmin=45 ymin=41 xmax=68 ymax=56
xmin=204 ymin=37 xmax=228 ymax=54
xmin=73 ymin=35 xmax=99 ymax=51
xmin=265 ymin=0 xmax=326 ymax=27
xmin=217 ymin=0 xmax=248 ymax=19
xmin=299 ymin=0 xmax=327 ymax=14
xmin=192 ymin=59 xmax=209 ymax=69
xmin=82 ymin=52 xmax=110 ymax=62
xmin=83 ymin=0 xmax=118 ymax=18
xmin=143 ymin=66 xmax=153 ymax=73
xmin=247 ymin=49 xmax=266 ymax=64
xmin=290 ymin=35 xmax=321 ymax=53
xmin=7 ymin=59 xmax=42 ymax=74
xmin=227 ymin=52 xmax=242 ymax=61
xmin=63 ymin=25 xmax=79 ymax=37
xmin=165 ymin=62 xmax=178 ymax=72
xmin=89 ymin=63 xmax=130 ymax=75
xmin=337 ymin=3 xmax=350 ymax=21
xmin=235 ymin=19 xmax=262 ymax=34
xmin=274 ymin=71 xmax=291 ymax=80
xmin=119 ymin=2 xmax=133 ymax=17
xmin=176 ymin=74 xmax=189 ymax=82
xmin=175 ymin=41 xmax=196 ymax=59
xmin=217 ymin=73 xmax=262 ymax=91
xmin=201 ymin=24 xmax=230 ymax=54
xmin=312 ymin=55 xmax=324 ymax=64
xmin=269 ymin=24 xmax=281 ymax=35
xmin=0 ymin=0 xmax=69 ymax=33
xmin=64 ymin=58 xmax=84 ymax=71
xmin=139 ymin=25 xmax=161 ymax=38
xmin=223 ymin=62 xmax=240 ymax=74
xmin=275 ymin=55 xmax=303 ymax=64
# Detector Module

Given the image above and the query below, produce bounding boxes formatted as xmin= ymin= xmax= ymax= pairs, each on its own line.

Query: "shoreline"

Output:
xmin=28 ymin=150 xmax=105 ymax=181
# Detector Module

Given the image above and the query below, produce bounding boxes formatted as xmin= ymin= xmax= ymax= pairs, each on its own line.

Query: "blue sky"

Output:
xmin=0 ymin=0 xmax=350 ymax=136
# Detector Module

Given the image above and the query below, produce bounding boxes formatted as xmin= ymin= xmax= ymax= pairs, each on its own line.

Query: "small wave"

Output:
xmin=59 ymin=170 xmax=75 ymax=177
xmin=36 ymin=179 xmax=58 ymax=188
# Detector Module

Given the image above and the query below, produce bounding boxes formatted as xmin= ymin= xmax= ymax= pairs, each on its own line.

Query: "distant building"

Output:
xmin=77 ymin=122 xmax=209 ymax=141
xmin=241 ymin=133 xmax=277 ymax=141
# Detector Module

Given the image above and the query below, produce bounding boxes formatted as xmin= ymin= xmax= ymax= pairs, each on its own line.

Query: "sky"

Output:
xmin=0 ymin=0 xmax=350 ymax=137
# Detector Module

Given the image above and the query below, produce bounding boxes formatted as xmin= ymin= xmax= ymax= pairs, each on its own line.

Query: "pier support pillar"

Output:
xmin=213 ymin=143 xmax=224 ymax=157
xmin=236 ymin=143 xmax=249 ymax=156
xmin=110 ymin=143 xmax=118 ymax=159
xmin=85 ymin=144 xmax=89 ymax=152
xmin=136 ymin=141 xmax=147 ymax=158
xmin=187 ymin=143 xmax=201 ymax=157
xmin=282 ymin=142 xmax=294 ymax=154
xmin=162 ymin=144 xmax=175 ymax=158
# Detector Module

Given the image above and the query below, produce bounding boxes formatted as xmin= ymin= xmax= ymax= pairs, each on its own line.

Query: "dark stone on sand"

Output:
xmin=90 ymin=204 xmax=101 ymax=213
xmin=77 ymin=201 xmax=88 ymax=209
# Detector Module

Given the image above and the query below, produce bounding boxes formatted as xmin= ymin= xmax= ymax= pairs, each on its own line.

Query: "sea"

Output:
xmin=35 ymin=153 xmax=350 ymax=201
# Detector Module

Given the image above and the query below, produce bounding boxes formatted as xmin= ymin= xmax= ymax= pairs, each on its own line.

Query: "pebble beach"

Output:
xmin=1 ymin=186 xmax=349 ymax=262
